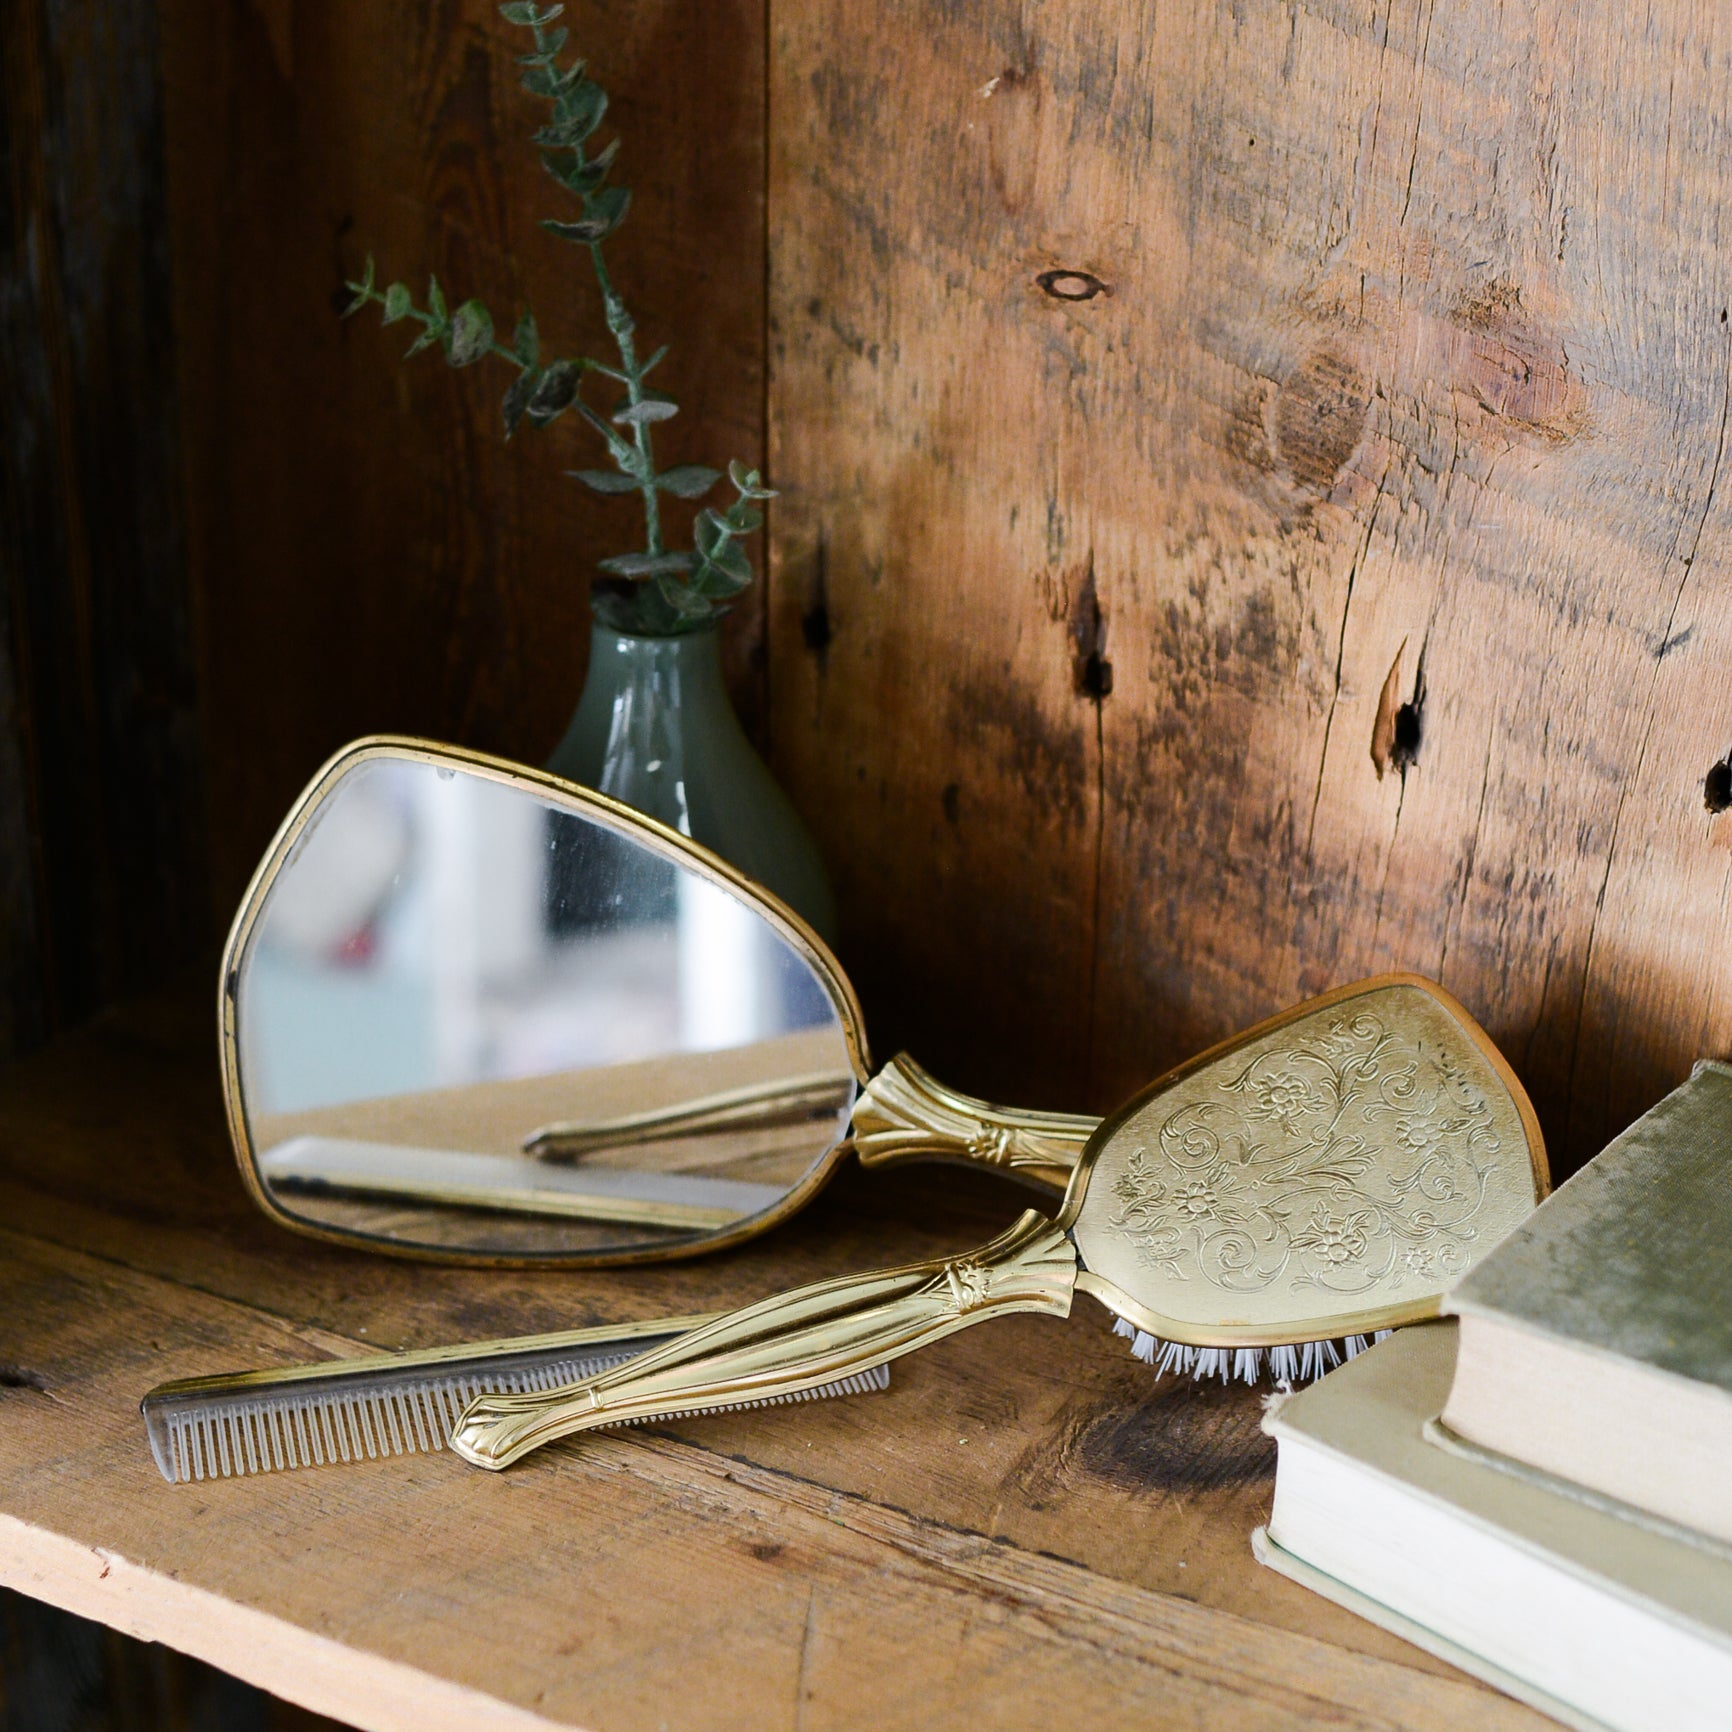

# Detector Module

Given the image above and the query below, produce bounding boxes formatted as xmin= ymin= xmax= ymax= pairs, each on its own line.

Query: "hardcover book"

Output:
xmin=1257 ymin=1322 xmax=1732 ymax=1732
xmin=1439 ymin=1060 xmax=1732 ymax=1544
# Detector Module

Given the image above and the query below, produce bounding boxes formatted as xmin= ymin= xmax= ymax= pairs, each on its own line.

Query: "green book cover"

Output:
xmin=1449 ymin=1060 xmax=1732 ymax=1389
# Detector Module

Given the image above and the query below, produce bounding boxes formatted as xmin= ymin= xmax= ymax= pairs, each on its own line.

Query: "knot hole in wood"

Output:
xmin=1037 ymin=269 xmax=1110 ymax=302
xmin=1705 ymin=755 xmax=1732 ymax=814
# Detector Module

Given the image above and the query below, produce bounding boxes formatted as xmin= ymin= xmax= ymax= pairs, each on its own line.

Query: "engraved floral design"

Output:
xmin=1174 ymin=1177 xmax=1223 ymax=1218
xmin=1394 ymin=1114 xmax=1447 ymax=1156
xmin=1243 ymin=1072 xmax=1318 ymax=1133
xmin=1289 ymin=1202 xmax=1375 ymax=1268
xmin=1101 ymin=1005 xmax=1501 ymax=1297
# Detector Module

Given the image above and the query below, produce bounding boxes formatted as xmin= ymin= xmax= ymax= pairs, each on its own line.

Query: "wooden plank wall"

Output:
xmin=0 ymin=0 xmax=207 ymax=1060
xmin=768 ymin=0 xmax=1732 ymax=1175
xmin=17 ymin=0 xmax=1724 ymax=1171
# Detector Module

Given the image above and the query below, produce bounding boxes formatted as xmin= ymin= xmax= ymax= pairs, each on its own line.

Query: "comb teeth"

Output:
xmin=150 ymin=1348 xmax=641 ymax=1485
xmin=146 ymin=1342 xmax=893 ymax=1485
xmin=598 ymin=1363 xmax=892 ymax=1429
xmin=1112 ymin=1318 xmax=1395 ymax=1386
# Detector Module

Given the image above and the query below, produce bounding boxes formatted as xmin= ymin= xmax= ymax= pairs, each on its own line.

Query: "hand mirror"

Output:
xmin=223 ymin=738 xmax=1099 ymax=1266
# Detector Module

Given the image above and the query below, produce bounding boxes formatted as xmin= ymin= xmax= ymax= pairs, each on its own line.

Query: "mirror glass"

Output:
xmin=234 ymin=754 xmax=857 ymax=1257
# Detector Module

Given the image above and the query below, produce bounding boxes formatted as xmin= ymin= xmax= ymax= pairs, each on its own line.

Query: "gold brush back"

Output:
xmin=1070 ymin=977 xmax=1549 ymax=1346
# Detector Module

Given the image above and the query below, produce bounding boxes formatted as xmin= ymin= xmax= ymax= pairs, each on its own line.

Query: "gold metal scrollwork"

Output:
xmin=1103 ymin=1009 xmax=1502 ymax=1298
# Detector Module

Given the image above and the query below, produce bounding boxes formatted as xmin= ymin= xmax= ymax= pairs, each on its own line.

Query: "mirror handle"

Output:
xmin=449 ymin=1211 xmax=1077 ymax=1470
xmin=851 ymin=1054 xmax=1097 ymax=1193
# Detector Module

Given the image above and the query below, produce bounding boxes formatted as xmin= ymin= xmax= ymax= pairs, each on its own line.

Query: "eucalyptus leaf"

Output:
xmin=515 ymin=47 xmax=561 ymax=69
xmin=526 ymin=359 xmax=579 ymax=421
xmin=582 ymin=185 xmax=630 ymax=235
xmin=341 ymin=255 xmax=376 ymax=316
xmin=502 ymin=368 xmax=540 ymax=436
xmin=728 ymin=460 xmax=778 ymax=499
xmin=639 ymin=343 xmax=669 ymax=375
xmin=535 ymin=83 xmax=605 ymax=149
xmin=381 ymin=283 xmax=412 ymax=325
xmin=448 ymin=300 xmax=495 ymax=366
xmin=570 ymin=467 xmax=643 ymax=494
xmin=613 ymin=394 xmax=677 ymax=426
xmin=512 ymin=311 xmax=539 ymax=366
xmin=693 ymin=541 xmax=752 ymax=595
xmin=597 ymin=551 xmax=697 ymax=579
xmin=546 ymin=136 xmax=619 ymax=196
xmin=697 ymin=573 xmax=751 ymax=603
xmin=543 ymin=216 xmax=613 ymax=244
xmin=655 ymin=573 xmax=714 ymax=618
xmin=558 ymin=80 xmax=607 ymax=138
xmin=694 ymin=524 xmax=752 ymax=582
xmin=427 ymin=275 xmax=447 ymax=322
xmin=655 ymin=465 xmax=721 ymax=499
xmin=405 ymin=326 xmax=440 ymax=357
xmin=693 ymin=507 xmax=730 ymax=557
xmin=713 ymin=540 xmax=752 ymax=581
xmin=549 ymin=157 xmax=601 ymax=195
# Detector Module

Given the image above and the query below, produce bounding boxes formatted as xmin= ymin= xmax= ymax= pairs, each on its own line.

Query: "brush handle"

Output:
xmin=851 ymin=1054 xmax=1097 ymax=1193
xmin=449 ymin=1210 xmax=1078 ymax=1470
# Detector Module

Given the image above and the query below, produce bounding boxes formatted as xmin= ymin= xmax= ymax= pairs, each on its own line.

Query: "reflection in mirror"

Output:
xmin=236 ymin=756 xmax=856 ymax=1257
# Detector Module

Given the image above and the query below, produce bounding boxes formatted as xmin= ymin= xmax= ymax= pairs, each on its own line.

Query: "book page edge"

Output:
xmin=1422 ymin=1417 xmax=1732 ymax=1566
xmin=1251 ymin=1527 xmax=1613 ymax=1732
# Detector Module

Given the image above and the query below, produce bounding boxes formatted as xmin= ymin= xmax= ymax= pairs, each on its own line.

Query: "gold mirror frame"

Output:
xmin=220 ymin=736 xmax=875 ymax=1269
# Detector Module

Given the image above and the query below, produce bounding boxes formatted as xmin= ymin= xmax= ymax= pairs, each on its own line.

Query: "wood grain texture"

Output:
xmin=156 ymin=0 xmax=768 ymax=915
xmin=0 ymin=0 xmax=207 ymax=1059
xmin=766 ymin=0 xmax=1732 ymax=1176
xmin=0 ymin=998 xmax=1551 ymax=1732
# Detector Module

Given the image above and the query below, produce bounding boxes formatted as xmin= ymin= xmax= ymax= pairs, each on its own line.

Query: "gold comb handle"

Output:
xmin=852 ymin=1054 xmax=1097 ymax=1193
xmin=450 ymin=1210 xmax=1077 ymax=1470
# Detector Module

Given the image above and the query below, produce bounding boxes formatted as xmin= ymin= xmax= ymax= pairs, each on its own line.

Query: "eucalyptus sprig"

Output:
xmin=341 ymin=0 xmax=772 ymax=636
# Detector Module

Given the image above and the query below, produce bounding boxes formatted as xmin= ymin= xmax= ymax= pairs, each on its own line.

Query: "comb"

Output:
xmin=142 ymin=1311 xmax=888 ymax=1484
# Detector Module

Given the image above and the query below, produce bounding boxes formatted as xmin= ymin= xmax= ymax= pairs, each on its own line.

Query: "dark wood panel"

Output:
xmin=157 ymin=0 xmax=768 ymax=917
xmin=767 ymin=0 xmax=1732 ymax=1176
xmin=0 ymin=0 xmax=207 ymax=1058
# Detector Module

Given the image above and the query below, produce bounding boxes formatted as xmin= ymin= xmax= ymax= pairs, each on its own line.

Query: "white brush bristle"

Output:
xmin=1112 ymin=1318 xmax=1396 ymax=1387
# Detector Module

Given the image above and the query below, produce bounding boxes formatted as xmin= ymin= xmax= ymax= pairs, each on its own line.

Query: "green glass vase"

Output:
xmin=545 ymin=614 xmax=837 ymax=941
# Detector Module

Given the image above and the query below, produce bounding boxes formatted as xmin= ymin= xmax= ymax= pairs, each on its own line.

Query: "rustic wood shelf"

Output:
xmin=0 ymin=993 xmax=1551 ymax=1731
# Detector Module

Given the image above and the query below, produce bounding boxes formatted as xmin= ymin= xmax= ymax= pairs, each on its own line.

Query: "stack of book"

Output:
xmin=1256 ymin=1061 xmax=1732 ymax=1732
